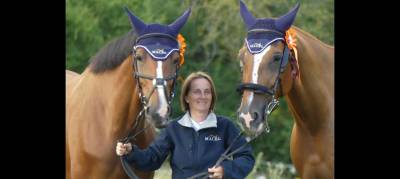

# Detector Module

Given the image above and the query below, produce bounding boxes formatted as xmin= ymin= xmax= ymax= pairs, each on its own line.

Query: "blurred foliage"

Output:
xmin=248 ymin=152 xmax=297 ymax=179
xmin=66 ymin=0 xmax=333 ymax=164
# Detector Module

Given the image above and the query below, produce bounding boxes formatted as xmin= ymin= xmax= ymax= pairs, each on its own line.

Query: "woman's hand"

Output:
xmin=116 ymin=142 xmax=132 ymax=156
xmin=208 ymin=166 xmax=224 ymax=179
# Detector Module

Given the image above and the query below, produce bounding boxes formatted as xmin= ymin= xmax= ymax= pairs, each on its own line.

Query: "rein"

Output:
xmin=118 ymin=107 xmax=150 ymax=179
xmin=187 ymin=131 xmax=258 ymax=179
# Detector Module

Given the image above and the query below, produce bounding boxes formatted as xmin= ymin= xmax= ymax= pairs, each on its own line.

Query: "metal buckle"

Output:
xmin=263 ymin=97 xmax=279 ymax=133
xmin=266 ymin=98 xmax=279 ymax=115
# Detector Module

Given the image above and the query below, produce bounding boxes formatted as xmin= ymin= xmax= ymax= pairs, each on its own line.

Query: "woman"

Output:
xmin=116 ymin=71 xmax=254 ymax=179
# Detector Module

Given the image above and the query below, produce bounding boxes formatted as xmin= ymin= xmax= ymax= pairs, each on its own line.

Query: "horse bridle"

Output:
xmin=118 ymin=33 xmax=181 ymax=179
xmin=132 ymin=33 xmax=180 ymax=110
xmin=237 ymin=31 xmax=291 ymax=133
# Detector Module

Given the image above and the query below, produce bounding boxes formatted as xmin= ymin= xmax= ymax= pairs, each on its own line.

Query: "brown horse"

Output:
xmin=66 ymin=7 xmax=191 ymax=179
xmin=237 ymin=1 xmax=333 ymax=179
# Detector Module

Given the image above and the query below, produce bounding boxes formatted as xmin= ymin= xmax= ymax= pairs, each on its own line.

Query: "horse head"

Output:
xmin=237 ymin=0 xmax=299 ymax=136
xmin=125 ymin=7 xmax=191 ymax=128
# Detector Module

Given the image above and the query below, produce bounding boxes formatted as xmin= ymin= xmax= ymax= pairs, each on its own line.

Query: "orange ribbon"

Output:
xmin=177 ymin=34 xmax=186 ymax=66
xmin=285 ymin=28 xmax=298 ymax=60
xmin=285 ymin=28 xmax=300 ymax=80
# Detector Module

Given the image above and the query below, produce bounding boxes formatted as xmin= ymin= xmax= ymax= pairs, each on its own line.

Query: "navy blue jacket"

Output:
xmin=125 ymin=115 xmax=255 ymax=179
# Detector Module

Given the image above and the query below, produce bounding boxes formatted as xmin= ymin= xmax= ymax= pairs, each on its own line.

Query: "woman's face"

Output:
xmin=185 ymin=78 xmax=212 ymax=114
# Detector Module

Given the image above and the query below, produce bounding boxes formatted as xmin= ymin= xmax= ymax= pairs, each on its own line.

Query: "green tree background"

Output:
xmin=66 ymin=0 xmax=333 ymax=164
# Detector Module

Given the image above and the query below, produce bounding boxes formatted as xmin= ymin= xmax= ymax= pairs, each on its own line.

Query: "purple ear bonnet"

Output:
xmin=125 ymin=7 xmax=191 ymax=60
xmin=239 ymin=0 xmax=299 ymax=54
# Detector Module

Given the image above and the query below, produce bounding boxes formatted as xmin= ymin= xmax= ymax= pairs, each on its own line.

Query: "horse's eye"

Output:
xmin=273 ymin=55 xmax=281 ymax=62
xmin=173 ymin=58 xmax=179 ymax=65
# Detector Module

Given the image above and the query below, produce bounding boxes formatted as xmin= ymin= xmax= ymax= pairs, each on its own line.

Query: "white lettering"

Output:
xmin=151 ymin=48 xmax=167 ymax=54
xmin=249 ymin=43 xmax=263 ymax=48
xmin=205 ymin=135 xmax=222 ymax=141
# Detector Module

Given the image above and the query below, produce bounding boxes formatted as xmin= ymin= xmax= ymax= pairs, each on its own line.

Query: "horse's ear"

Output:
xmin=124 ymin=6 xmax=147 ymax=34
xmin=275 ymin=3 xmax=300 ymax=32
xmin=169 ymin=8 xmax=191 ymax=36
xmin=239 ymin=0 xmax=256 ymax=29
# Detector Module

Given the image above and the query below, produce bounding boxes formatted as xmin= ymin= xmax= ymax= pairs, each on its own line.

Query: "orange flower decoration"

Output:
xmin=285 ymin=28 xmax=300 ymax=80
xmin=285 ymin=28 xmax=298 ymax=61
xmin=177 ymin=34 xmax=186 ymax=66
xmin=285 ymin=28 xmax=297 ymax=50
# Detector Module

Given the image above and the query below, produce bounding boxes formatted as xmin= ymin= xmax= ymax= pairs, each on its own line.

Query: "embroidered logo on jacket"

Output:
xmin=205 ymin=135 xmax=222 ymax=141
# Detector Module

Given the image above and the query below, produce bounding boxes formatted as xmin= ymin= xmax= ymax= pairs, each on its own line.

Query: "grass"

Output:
xmin=154 ymin=161 xmax=172 ymax=179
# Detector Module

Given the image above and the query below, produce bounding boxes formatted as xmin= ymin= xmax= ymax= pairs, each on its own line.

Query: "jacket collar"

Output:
xmin=178 ymin=112 xmax=217 ymax=130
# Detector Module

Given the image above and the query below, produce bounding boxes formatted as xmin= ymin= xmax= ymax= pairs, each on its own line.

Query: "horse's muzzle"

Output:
xmin=146 ymin=107 xmax=171 ymax=128
xmin=238 ymin=108 xmax=266 ymax=137
xmin=154 ymin=118 xmax=169 ymax=128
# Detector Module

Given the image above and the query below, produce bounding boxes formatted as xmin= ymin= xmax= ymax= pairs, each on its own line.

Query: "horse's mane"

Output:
xmin=292 ymin=26 xmax=334 ymax=49
xmin=89 ymin=30 xmax=137 ymax=74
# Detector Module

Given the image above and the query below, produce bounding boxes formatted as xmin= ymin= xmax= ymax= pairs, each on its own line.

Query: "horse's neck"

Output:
xmin=286 ymin=27 xmax=334 ymax=134
xmin=83 ymin=56 xmax=141 ymax=139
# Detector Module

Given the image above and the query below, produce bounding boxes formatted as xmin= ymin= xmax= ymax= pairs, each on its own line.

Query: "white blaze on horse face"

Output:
xmin=247 ymin=46 xmax=271 ymax=108
xmin=156 ymin=61 xmax=168 ymax=118
xmin=239 ymin=47 xmax=270 ymax=129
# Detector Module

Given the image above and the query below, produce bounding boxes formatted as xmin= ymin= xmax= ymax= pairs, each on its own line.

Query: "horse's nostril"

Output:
xmin=253 ymin=112 xmax=259 ymax=120
xmin=167 ymin=106 xmax=171 ymax=115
